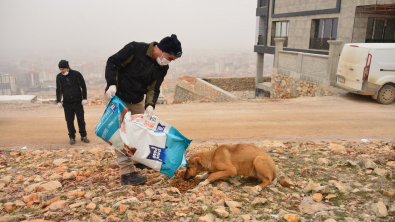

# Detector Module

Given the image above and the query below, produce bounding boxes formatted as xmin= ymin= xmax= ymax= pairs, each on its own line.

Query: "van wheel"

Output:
xmin=376 ymin=85 xmax=395 ymax=105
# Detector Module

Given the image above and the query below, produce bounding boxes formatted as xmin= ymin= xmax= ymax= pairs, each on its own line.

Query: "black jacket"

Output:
xmin=105 ymin=41 xmax=168 ymax=109
xmin=56 ymin=69 xmax=87 ymax=103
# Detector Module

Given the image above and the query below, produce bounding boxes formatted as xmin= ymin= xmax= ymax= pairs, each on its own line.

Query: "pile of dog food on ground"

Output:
xmin=169 ymin=169 xmax=201 ymax=193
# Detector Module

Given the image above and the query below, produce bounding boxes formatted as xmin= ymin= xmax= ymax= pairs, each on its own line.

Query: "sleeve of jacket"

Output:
xmin=105 ymin=42 xmax=137 ymax=87
xmin=145 ymin=75 xmax=165 ymax=110
xmin=56 ymin=74 xmax=62 ymax=103
xmin=77 ymin=72 xmax=87 ymax=100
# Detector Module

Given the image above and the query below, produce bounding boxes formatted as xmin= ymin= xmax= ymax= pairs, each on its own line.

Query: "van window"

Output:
xmin=340 ymin=46 xmax=369 ymax=64
xmin=376 ymin=49 xmax=395 ymax=64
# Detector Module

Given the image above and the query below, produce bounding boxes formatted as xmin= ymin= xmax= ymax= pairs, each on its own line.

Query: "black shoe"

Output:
xmin=121 ymin=172 xmax=147 ymax=185
xmin=69 ymin=138 xmax=76 ymax=145
xmin=81 ymin=137 xmax=90 ymax=143
xmin=134 ymin=163 xmax=151 ymax=170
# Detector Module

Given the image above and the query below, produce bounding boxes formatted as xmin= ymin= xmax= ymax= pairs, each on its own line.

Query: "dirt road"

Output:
xmin=1 ymin=93 xmax=394 ymax=149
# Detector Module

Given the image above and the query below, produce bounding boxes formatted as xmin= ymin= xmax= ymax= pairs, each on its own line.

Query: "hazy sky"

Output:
xmin=0 ymin=0 xmax=257 ymax=57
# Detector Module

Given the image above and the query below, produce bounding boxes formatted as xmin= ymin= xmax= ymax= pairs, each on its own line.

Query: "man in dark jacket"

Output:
xmin=56 ymin=60 xmax=90 ymax=145
xmin=104 ymin=34 xmax=182 ymax=185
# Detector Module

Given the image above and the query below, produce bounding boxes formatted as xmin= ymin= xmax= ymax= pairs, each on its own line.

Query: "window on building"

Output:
xmin=260 ymin=0 xmax=268 ymax=7
xmin=366 ymin=18 xmax=395 ymax=43
xmin=271 ymin=21 xmax=289 ymax=47
xmin=310 ymin=18 xmax=338 ymax=50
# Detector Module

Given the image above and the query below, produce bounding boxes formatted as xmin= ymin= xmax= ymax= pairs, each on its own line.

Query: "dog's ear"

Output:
xmin=194 ymin=157 xmax=202 ymax=170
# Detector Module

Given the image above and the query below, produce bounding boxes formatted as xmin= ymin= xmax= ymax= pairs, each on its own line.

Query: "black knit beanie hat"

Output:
xmin=157 ymin=34 xmax=182 ymax=58
xmin=58 ymin=60 xmax=69 ymax=69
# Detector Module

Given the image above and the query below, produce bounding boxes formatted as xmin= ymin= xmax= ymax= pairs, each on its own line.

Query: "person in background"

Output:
xmin=56 ymin=60 xmax=90 ymax=145
xmin=104 ymin=34 xmax=182 ymax=185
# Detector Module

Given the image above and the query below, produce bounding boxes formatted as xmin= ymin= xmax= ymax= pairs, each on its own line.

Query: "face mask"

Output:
xmin=62 ymin=71 xmax=69 ymax=75
xmin=156 ymin=53 xmax=171 ymax=66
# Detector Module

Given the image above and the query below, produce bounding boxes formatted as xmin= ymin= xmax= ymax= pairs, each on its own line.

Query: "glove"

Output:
xmin=106 ymin=85 xmax=116 ymax=99
xmin=82 ymin=100 xmax=87 ymax=105
xmin=145 ymin=105 xmax=156 ymax=119
xmin=57 ymin=103 xmax=63 ymax=109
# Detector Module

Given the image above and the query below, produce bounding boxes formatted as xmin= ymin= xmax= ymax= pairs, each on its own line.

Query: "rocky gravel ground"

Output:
xmin=0 ymin=140 xmax=394 ymax=222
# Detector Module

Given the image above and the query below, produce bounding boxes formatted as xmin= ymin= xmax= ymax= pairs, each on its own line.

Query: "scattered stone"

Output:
xmin=15 ymin=200 xmax=26 ymax=207
xmin=113 ymin=197 xmax=139 ymax=208
xmin=284 ymin=214 xmax=301 ymax=222
xmin=217 ymin=182 xmax=230 ymax=191
xmin=213 ymin=207 xmax=229 ymax=218
xmin=313 ymin=186 xmax=331 ymax=194
xmin=69 ymin=202 xmax=86 ymax=209
xmin=86 ymin=203 xmax=96 ymax=210
xmin=362 ymin=159 xmax=377 ymax=169
xmin=329 ymin=144 xmax=346 ymax=154
xmin=388 ymin=205 xmax=395 ymax=216
xmin=299 ymin=196 xmax=338 ymax=214
xmin=334 ymin=182 xmax=353 ymax=193
xmin=3 ymin=202 xmax=16 ymax=213
xmin=243 ymin=186 xmax=259 ymax=196
xmin=47 ymin=200 xmax=69 ymax=211
xmin=63 ymin=172 xmax=76 ymax=180
xmin=251 ymin=198 xmax=267 ymax=205
xmin=53 ymin=158 xmax=69 ymax=166
xmin=317 ymin=158 xmax=330 ymax=166
xmin=313 ymin=193 xmax=323 ymax=202
xmin=280 ymin=176 xmax=295 ymax=187
xmin=199 ymin=213 xmax=215 ymax=222
xmin=371 ymin=201 xmax=388 ymax=217
xmin=100 ymin=207 xmax=113 ymax=215
xmin=346 ymin=160 xmax=358 ymax=167
xmin=387 ymin=161 xmax=395 ymax=167
xmin=144 ymin=188 xmax=154 ymax=196
xmin=229 ymin=179 xmax=241 ymax=186
xmin=1 ymin=176 xmax=12 ymax=184
xmin=0 ymin=216 xmax=20 ymax=222
xmin=36 ymin=181 xmax=62 ymax=192
xmin=303 ymin=181 xmax=319 ymax=193
xmin=90 ymin=213 xmax=103 ymax=222
xmin=374 ymin=168 xmax=392 ymax=177
xmin=39 ymin=193 xmax=59 ymax=208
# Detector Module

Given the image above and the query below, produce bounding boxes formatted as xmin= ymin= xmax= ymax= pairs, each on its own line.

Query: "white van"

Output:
xmin=336 ymin=43 xmax=395 ymax=104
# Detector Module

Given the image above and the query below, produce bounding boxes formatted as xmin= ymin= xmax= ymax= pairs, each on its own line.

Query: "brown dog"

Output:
xmin=184 ymin=144 xmax=277 ymax=191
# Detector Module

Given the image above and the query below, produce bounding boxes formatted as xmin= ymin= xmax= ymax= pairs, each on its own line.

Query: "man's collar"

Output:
xmin=146 ymin=41 xmax=158 ymax=58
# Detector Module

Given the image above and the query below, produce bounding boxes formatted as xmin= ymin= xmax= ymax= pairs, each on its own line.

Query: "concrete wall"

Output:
xmin=173 ymin=77 xmax=242 ymax=103
xmin=271 ymin=38 xmax=342 ymax=98
xmin=267 ymin=0 xmax=395 ymax=50
xmin=274 ymin=0 xmax=337 ymax=14
xmin=203 ymin=77 xmax=256 ymax=91
xmin=276 ymin=51 xmax=331 ymax=85
xmin=173 ymin=85 xmax=211 ymax=102
xmin=194 ymin=78 xmax=237 ymax=102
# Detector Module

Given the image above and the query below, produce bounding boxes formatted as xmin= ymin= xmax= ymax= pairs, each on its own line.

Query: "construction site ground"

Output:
xmin=1 ymin=92 xmax=394 ymax=150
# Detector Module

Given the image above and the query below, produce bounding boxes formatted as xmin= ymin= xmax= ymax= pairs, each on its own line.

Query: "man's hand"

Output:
xmin=57 ymin=103 xmax=63 ymax=109
xmin=82 ymin=100 xmax=87 ymax=105
xmin=146 ymin=105 xmax=156 ymax=119
xmin=106 ymin=85 xmax=117 ymax=99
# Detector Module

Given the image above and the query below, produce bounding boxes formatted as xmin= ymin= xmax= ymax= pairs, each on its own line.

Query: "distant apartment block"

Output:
xmin=0 ymin=73 xmax=17 ymax=95
xmin=254 ymin=0 xmax=395 ymax=97
xmin=26 ymin=71 xmax=40 ymax=87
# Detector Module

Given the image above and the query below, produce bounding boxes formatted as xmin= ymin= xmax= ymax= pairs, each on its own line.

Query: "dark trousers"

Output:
xmin=63 ymin=102 xmax=87 ymax=139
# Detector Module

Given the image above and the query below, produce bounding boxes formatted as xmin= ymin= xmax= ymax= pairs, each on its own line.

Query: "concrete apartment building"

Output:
xmin=0 ymin=73 xmax=17 ymax=95
xmin=254 ymin=0 xmax=395 ymax=98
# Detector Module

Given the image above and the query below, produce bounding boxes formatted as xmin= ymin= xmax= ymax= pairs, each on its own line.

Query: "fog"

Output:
xmin=0 ymin=0 xmax=257 ymax=58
